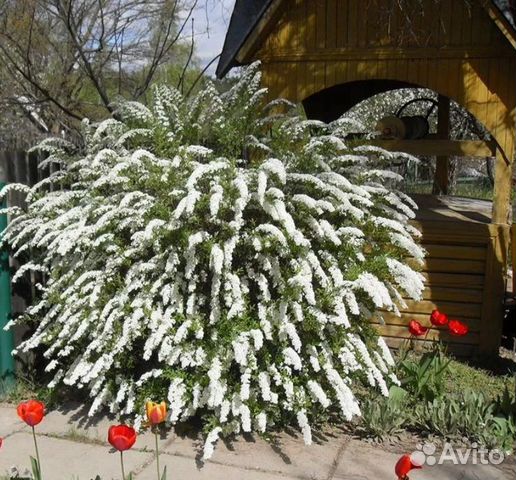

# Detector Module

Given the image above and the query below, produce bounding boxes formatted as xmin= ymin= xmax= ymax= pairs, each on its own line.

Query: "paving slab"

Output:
xmin=163 ymin=426 xmax=349 ymax=480
xmin=29 ymin=403 xmax=173 ymax=452
xmin=136 ymin=455 xmax=298 ymax=480
xmin=0 ymin=405 xmax=26 ymax=438
xmin=333 ymin=440 xmax=514 ymax=480
xmin=0 ymin=432 xmax=153 ymax=480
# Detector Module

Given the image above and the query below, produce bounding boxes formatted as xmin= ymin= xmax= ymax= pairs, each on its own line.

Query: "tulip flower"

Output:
xmin=0 ymin=437 xmax=3 ymax=448
xmin=408 ymin=319 xmax=428 ymax=337
xmin=17 ymin=400 xmax=45 ymax=427
xmin=146 ymin=401 xmax=167 ymax=426
xmin=430 ymin=309 xmax=448 ymax=327
xmin=108 ymin=424 xmax=137 ymax=480
xmin=17 ymin=400 xmax=45 ymax=480
xmin=448 ymin=319 xmax=468 ymax=336
xmin=395 ymin=453 xmax=422 ymax=479
xmin=146 ymin=401 xmax=168 ymax=480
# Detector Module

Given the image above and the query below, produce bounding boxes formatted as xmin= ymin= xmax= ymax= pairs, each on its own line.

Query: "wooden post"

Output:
xmin=492 ymin=149 xmax=513 ymax=225
xmin=432 ymin=95 xmax=451 ymax=195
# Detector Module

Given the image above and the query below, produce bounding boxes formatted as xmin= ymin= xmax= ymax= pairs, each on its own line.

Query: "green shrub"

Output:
xmin=0 ymin=63 xmax=425 ymax=458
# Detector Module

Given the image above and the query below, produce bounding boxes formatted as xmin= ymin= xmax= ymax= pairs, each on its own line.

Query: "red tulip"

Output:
xmin=408 ymin=319 xmax=428 ymax=336
xmin=108 ymin=424 xmax=137 ymax=451
xmin=0 ymin=437 xmax=3 ymax=448
xmin=17 ymin=400 xmax=45 ymax=427
xmin=430 ymin=309 xmax=448 ymax=327
xmin=448 ymin=319 xmax=468 ymax=336
xmin=395 ymin=454 xmax=422 ymax=479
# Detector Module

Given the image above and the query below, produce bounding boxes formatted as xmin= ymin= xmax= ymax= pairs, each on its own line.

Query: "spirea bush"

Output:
xmin=1 ymin=63 xmax=425 ymax=458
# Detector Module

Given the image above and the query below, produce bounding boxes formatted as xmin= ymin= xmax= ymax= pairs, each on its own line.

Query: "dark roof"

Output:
xmin=494 ymin=0 xmax=516 ymax=28
xmin=216 ymin=0 xmax=515 ymax=79
xmin=216 ymin=0 xmax=274 ymax=78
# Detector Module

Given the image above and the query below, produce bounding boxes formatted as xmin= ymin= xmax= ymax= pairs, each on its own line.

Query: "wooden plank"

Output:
xmin=335 ymin=0 xmax=348 ymax=48
xmin=316 ymin=0 xmax=326 ymax=50
xmin=439 ymin=0 xmax=453 ymax=46
xmin=366 ymin=139 xmax=496 ymax=158
xmin=419 ymin=272 xmax=484 ymax=288
xmin=347 ymin=0 xmax=358 ymax=48
xmin=374 ymin=324 xmax=480 ymax=345
xmin=326 ymin=0 xmax=337 ymax=50
xmin=398 ymin=300 xmax=481 ymax=318
xmin=479 ymin=0 xmax=516 ymax=49
xmin=450 ymin=0 xmax=463 ymax=46
xmin=258 ymin=46 xmax=513 ymax=62
xmin=379 ymin=312 xmax=481 ymax=330
xmin=405 ymin=286 xmax=484 ymax=304
xmin=306 ymin=0 xmax=317 ymax=51
xmin=422 ymin=244 xmax=486 ymax=261
xmin=433 ymin=95 xmax=451 ymax=194
xmin=479 ymin=225 xmax=509 ymax=353
xmin=381 ymin=335 xmax=478 ymax=357
xmin=411 ymin=258 xmax=486 ymax=274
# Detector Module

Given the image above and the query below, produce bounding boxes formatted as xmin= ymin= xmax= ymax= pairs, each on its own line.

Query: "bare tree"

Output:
xmin=0 ymin=0 xmax=207 ymax=136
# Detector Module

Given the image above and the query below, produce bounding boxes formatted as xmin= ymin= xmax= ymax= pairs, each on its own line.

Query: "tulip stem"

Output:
xmin=31 ymin=426 xmax=42 ymax=480
xmin=154 ymin=430 xmax=161 ymax=480
xmin=120 ymin=451 xmax=126 ymax=480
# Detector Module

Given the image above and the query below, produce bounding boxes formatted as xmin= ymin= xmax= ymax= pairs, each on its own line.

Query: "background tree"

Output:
xmin=0 ymin=0 xmax=218 ymax=144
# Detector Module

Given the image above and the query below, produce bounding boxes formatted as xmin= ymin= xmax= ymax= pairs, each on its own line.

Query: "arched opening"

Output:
xmin=302 ymin=79 xmax=418 ymax=123
xmin=301 ymin=80 xmax=510 ymax=355
xmin=302 ymin=81 xmax=499 ymax=206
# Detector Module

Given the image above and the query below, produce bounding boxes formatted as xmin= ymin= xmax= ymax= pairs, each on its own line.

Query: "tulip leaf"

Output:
xmin=30 ymin=456 xmax=41 ymax=480
xmin=161 ymin=465 xmax=167 ymax=480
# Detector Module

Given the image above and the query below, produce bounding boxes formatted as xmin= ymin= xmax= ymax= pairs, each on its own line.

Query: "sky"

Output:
xmin=189 ymin=0 xmax=236 ymax=75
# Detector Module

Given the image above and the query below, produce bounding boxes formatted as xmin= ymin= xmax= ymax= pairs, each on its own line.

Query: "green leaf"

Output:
xmin=388 ymin=385 xmax=408 ymax=404
xmin=30 ymin=456 xmax=41 ymax=480
xmin=160 ymin=465 xmax=167 ymax=480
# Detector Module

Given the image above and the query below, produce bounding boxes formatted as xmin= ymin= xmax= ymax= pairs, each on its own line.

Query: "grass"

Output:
xmin=443 ymin=355 xmax=516 ymax=401
xmin=0 ymin=374 xmax=61 ymax=409
xmin=404 ymin=179 xmax=493 ymax=200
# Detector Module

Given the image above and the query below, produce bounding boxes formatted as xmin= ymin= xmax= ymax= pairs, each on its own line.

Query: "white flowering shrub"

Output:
xmin=1 ymin=63 xmax=425 ymax=458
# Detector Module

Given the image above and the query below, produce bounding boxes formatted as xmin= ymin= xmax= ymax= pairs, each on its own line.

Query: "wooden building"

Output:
xmin=217 ymin=0 xmax=516 ymax=355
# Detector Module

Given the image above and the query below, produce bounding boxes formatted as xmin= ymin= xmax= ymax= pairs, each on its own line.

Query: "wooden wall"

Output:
xmin=376 ymin=219 xmax=509 ymax=355
xmin=241 ymin=0 xmax=516 ymax=354
xmin=255 ymin=0 xmax=515 ymax=162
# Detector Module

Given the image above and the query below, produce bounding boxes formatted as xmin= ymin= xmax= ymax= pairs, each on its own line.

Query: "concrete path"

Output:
xmin=0 ymin=403 xmax=514 ymax=480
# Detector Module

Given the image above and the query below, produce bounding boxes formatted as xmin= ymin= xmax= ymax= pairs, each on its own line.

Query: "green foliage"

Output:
xmin=414 ymin=390 xmax=516 ymax=452
xmin=358 ymin=385 xmax=409 ymax=441
xmin=397 ymin=347 xmax=451 ymax=402
xmin=30 ymin=457 xmax=41 ymax=480
xmin=359 ymin=347 xmax=516 ymax=452
xmin=2 ymin=63 xmax=425 ymax=458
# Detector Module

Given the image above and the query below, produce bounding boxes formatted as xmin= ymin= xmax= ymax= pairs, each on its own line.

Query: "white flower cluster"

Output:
xmin=1 ymin=63 xmax=424 ymax=460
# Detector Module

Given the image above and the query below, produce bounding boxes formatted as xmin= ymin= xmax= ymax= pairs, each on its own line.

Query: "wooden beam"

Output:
xmin=479 ymin=225 xmax=510 ymax=353
xmin=480 ymin=0 xmax=516 ymax=50
xmin=492 ymin=148 xmax=514 ymax=224
xmin=433 ymin=95 xmax=451 ymax=195
xmin=365 ymin=139 xmax=497 ymax=157
xmin=235 ymin=0 xmax=284 ymax=64
xmin=259 ymin=46 xmax=515 ymax=62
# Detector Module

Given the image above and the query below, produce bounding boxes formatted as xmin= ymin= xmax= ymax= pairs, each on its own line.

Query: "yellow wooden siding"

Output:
xmin=378 ymin=219 xmax=509 ymax=354
xmin=256 ymin=0 xmax=516 ymax=164
xmin=252 ymin=0 xmax=516 ymax=355
xmin=259 ymin=0 xmax=510 ymax=52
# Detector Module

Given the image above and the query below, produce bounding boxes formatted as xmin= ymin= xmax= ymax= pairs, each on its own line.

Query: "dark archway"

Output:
xmin=302 ymin=79 xmax=417 ymax=123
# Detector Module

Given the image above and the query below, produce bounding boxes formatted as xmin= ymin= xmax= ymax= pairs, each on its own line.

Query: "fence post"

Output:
xmin=0 ymin=160 xmax=15 ymax=394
